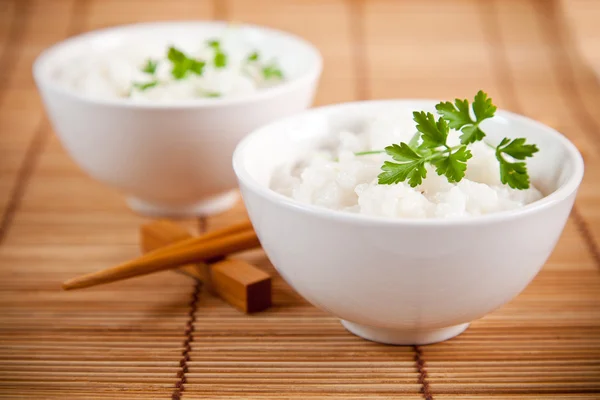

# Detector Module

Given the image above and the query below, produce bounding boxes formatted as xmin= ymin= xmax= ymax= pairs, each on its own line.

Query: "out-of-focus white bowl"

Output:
xmin=233 ymin=100 xmax=584 ymax=345
xmin=33 ymin=21 xmax=322 ymax=217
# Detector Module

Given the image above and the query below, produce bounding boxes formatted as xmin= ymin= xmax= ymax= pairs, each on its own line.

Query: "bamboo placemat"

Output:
xmin=0 ymin=0 xmax=599 ymax=399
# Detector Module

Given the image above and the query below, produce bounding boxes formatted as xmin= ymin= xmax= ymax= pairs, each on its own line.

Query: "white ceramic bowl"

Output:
xmin=33 ymin=21 xmax=322 ymax=216
xmin=233 ymin=100 xmax=584 ymax=345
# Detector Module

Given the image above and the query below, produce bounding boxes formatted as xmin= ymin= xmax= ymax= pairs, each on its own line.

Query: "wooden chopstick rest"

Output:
xmin=141 ymin=220 xmax=272 ymax=314
xmin=140 ymin=220 xmax=216 ymax=294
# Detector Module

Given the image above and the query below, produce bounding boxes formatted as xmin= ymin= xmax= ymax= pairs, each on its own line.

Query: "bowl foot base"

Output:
xmin=341 ymin=320 xmax=470 ymax=345
xmin=127 ymin=190 xmax=239 ymax=217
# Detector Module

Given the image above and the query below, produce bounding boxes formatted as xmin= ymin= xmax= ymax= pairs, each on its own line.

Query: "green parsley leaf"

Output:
xmin=171 ymin=64 xmax=187 ymax=79
xmin=132 ymin=80 xmax=159 ymax=91
xmin=203 ymin=91 xmax=221 ymax=98
xmin=436 ymin=99 xmax=471 ymax=129
xmin=262 ymin=63 xmax=284 ymax=80
xmin=458 ymin=124 xmax=485 ymax=145
xmin=168 ymin=47 xmax=187 ymax=63
xmin=206 ymin=39 xmax=227 ymax=68
xmin=495 ymin=137 xmax=538 ymax=189
xmin=386 ymin=142 xmax=423 ymax=163
xmin=431 ymin=145 xmax=472 ymax=183
xmin=190 ymin=60 xmax=205 ymax=75
xmin=214 ymin=51 xmax=227 ymax=68
xmin=413 ymin=111 xmax=448 ymax=149
xmin=378 ymin=160 xmax=427 ymax=187
xmin=435 ymin=91 xmax=496 ymax=145
xmin=168 ymin=46 xmax=205 ymax=79
xmin=247 ymin=51 xmax=259 ymax=62
xmin=141 ymin=59 xmax=158 ymax=74
xmin=498 ymin=159 xmax=530 ymax=189
xmin=207 ymin=39 xmax=220 ymax=49
xmin=496 ymin=137 xmax=539 ymax=160
xmin=377 ymin=143 xmax=427 ymax=187
xmin=472 ymin=90 xmax=497 ymax=122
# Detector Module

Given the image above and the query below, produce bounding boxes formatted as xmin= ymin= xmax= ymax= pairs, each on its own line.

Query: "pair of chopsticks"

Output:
xmin=62 ymin=220 xmax=259 ymax=290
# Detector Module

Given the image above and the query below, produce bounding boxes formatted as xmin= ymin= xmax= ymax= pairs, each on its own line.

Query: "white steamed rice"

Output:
xmin=270 ymin=111 xmax=543 ymax=219
xmin=51 ymin=34 xmax=283 ymax=102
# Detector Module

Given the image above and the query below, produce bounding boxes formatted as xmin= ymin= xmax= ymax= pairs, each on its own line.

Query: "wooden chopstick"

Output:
xmin=137 ymin=220 xmax=253 ymax=260
xmin=141 ymin=220 xmax=272 ymax=313
xmin=62 ymin=220 xmax=259 ymax=291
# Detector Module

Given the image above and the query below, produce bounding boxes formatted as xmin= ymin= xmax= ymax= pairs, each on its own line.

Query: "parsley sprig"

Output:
xmin=207 ymin=39 xmax=228 ymax=68
xmin=246 ymin=50 xmax=284 ymax=80
xmin=495 ymin=138 xmax=539 ymax=189
xmin=373 ymin=91 xmax=538 ymax=190
xmin=130 ymin=40 xmax=285 ymax=97
xmin=131 ymin=59 xmax=160 ymax=92
xmin=262 ymin=62 xmax=284 ymax=80
xmin=168 ymin=47 xmax=206 ymax=79
xmin=141 ymin=59 xmax=158 ymax=75
xmin=378 ymin=113 xmax=472 ymax=186
xmin=132 ymin=80 xmax=159 ymax=91
xmin=435 ymin=91 xmax=496 ymax=144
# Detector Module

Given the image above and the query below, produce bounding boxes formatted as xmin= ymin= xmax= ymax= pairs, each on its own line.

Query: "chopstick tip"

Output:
xmin=62 ymin=279 xmax=78 ymax=291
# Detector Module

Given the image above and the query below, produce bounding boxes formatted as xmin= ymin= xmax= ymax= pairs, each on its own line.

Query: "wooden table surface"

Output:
xmin=1 ymin=0 xmax=600 ymax=398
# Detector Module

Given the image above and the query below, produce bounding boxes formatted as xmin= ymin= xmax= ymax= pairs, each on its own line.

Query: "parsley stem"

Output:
xmin=483 ymin=140 xmax=496 ymax=150
xmin=354 ymin=150 xmax=386 ymax=156
xmin=354 ymin=144 xmax=463 ymax=160
xmin=421 ymin=145 xmax=463 ymax=162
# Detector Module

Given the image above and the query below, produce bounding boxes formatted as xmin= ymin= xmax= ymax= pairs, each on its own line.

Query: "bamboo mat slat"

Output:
xmin=497 ymin=0 xmax=600 ymax=250
xmin=0 ymin=1 xmax=16 ymax=60
xmin=478 ymin=0 xmax=600 ymax=268
xmin=84 ymin=0 xmax=214 ymax=31
xmin=563 ymin=0 xmax=600 ymax=86
xmin=225 ymin=0 xmax=359 ymax=105
xmin=365 ymin=0 xmax=509 ymax=102
xmin=0 ymin=1 xmax=213 ymax=398
xmin=1 ymin=0 xmax=600 ymax=399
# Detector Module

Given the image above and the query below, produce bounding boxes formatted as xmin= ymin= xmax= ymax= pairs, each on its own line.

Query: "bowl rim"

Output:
xmin=32 ymin=20 xmax=323 ymax=109
xmin=233 ymin=99 xmax=585 ymax=226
